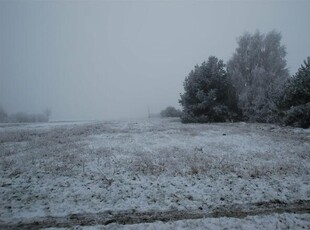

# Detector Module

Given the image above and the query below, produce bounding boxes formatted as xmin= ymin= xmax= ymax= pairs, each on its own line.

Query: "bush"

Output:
xmin=283 ymin=103 xmax=310 ymax=128
xmin=179 ymin=56 xmax=240 ymax=123
xmin=160 ymin=106 xmax=182 ymax=118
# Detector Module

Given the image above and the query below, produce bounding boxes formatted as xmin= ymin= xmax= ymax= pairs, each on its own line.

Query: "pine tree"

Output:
xmin=281 ymin=57 xmax=310 ymax=108
xmin=280 ymin=57 xmax=310 ymax=128
xmin=179 ymin=56 xmax=239 ymax=123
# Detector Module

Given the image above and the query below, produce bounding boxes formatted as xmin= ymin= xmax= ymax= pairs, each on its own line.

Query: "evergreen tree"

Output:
xmin=227 ymin=30 xmax=289 ymax=122
xmin=280 ymin=57 xmax=310 ymax=128
xmin=179 ymin=56 xmax=239 ymax=123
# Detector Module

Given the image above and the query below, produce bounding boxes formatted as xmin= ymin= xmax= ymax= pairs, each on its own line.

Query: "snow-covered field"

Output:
xmin=0 ymin=118 xmax=309 ymax=229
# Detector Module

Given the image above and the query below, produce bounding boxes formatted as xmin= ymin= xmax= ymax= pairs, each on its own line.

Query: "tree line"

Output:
xmin=163 ymin=30 xmax=309 ymax=128
xmin=0 ymin=107 xmax=51 ymax=123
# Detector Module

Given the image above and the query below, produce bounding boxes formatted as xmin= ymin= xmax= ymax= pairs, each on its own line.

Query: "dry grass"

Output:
xmin=1 ymin=119 xmax=309 ymax=180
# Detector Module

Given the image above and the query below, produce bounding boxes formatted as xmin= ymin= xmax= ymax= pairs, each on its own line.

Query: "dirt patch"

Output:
xmin=1 ymin=199 xmax=309 ymax=229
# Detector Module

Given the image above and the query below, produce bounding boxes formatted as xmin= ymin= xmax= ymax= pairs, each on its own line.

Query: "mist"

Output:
xmin=1 ymin=0 xmax=309 ymax=121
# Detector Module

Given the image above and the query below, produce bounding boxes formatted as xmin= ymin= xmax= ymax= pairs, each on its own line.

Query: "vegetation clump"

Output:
xmin=160 ymin=106 xmax=182 ymax=118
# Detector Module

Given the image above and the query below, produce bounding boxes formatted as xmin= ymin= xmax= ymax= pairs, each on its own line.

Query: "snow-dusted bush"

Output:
xmin=282 ymin=102 xmax=310 ymax=128
xmin=179 ymin=56 xmax=240 ymax=123
xmin=160 ymin=106 xmax=182 ymax=118
xmin=228 ymin=30 xmax=289 ymax=123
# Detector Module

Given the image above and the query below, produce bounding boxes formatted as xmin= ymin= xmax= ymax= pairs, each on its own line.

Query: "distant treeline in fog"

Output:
xmin=0 ymin=107 xmax=51 ymax=123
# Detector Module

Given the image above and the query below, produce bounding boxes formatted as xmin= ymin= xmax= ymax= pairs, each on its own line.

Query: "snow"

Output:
xmin=0 ymin=118 xmax=309 ymax=228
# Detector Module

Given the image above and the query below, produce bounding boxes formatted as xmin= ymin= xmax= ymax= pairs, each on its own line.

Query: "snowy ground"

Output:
xmin=0 ymin=118 xmax=309 ymax=229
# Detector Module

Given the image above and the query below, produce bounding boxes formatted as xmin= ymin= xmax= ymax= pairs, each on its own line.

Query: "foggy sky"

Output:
xmin=1 ymin=0 xmax=310 ymax=121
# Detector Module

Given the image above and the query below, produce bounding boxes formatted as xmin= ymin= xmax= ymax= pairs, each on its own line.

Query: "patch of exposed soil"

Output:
xmin=1 ymin=199 xmax=309 ymax=230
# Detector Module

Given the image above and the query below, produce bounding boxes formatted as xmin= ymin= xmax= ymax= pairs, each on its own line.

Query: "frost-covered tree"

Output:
xmin=227 ymin=30 xmax=289 ymax=122
xmin=279 ymin=57 xmax=310 ymax=128
xmin=179 ymin=56 xmax=239 ymax=123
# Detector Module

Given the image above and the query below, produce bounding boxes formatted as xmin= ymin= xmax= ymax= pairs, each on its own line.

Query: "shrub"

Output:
xmin=283 ymin=102 xmax=310 ymax=128
xmin=160 ymin=106 xmax=182 ymax=118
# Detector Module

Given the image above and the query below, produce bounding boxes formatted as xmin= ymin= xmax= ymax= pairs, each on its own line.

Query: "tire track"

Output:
xmin=1 ymin=199 xmax=309 ymax=230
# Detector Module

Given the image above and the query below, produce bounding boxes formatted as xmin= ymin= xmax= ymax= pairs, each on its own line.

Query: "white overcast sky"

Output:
xmin=1 ymin=0 xmax=309 ymax=121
